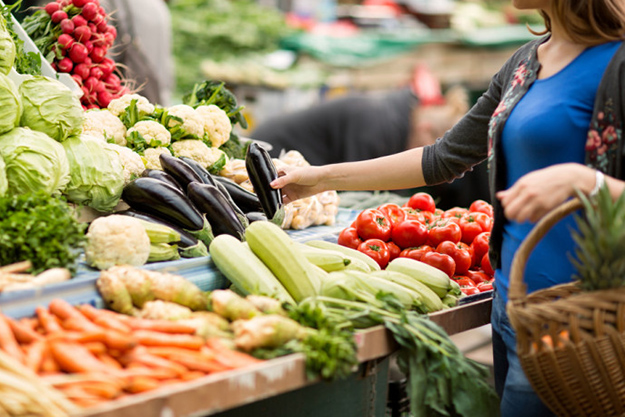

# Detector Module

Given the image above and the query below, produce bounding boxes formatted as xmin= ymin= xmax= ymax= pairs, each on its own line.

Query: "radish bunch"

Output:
xmin=24 ymin=0 xmax=129 ymax=109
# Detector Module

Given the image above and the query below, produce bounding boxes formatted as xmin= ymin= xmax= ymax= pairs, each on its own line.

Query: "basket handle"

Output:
xmin=508 ymin=197 xmax=584 ymax=302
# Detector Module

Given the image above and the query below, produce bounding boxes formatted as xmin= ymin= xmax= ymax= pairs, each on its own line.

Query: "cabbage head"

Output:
xmin=0 ymin=73 xmax=21 ymax=135
xmin=0 ymin=155 xmax=7 ymax=197
xmin=0 ymin=127 xmax=70 ymax=195
xmin=19 ymin=76 xmax=84 ymax=142
xmin=0 ymin=16 xmax=15 ymax=75
xmin=62 ymin=134 xmax=125 ymax=212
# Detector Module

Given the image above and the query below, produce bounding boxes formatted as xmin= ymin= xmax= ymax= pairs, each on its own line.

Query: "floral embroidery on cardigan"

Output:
xmin=585 ymin=98 xmax=622 ymax=174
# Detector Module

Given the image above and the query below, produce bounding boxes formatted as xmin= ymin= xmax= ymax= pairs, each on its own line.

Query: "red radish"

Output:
xmin=80 ymin=85 xmax=90 ymax=97
xmin=72 ymin=63 xmax=90 ymax=80
xmin=59 ymin=18 xmax=74 ymax=34
xmin=58 ymin=33 xmax=74 ymax=50
xmin=97 ymin=6 xmax=106 ymax=16
xmin=72 ymin=14 xmax=87 ymax=27
xmin=91 ymin=14 xmax=104 ymax=26
xmin=57 ymin=57 xmax=73 ymax=73
xmin=84 ymin=40 xmax=94 ymax=54
xmin=83 ymin=76 xmax=100 ymax=92
xmin=87 ymin=104 xmax=99 ymax=110
xmin=97 ymin=90 xmax=112 ymax=107
xmin=89 ymin=66 xmax=103 ymax=80
xmin=58 ymin=0 xmax=71 ymax=6
xmin=81 ymin=2 xmax=98 ymax=20
xmin=51 ymin=10 xmax=68 ymax=23
xmin=83 ymin=57 xmax=92 ymax=66
xmin=91 ymin=33 xmax=106 ymax=47
xmin=104 ymin=73 xmax=121 ymax=88
xmin=71 ymin=74 xmax=83 ymax=86
xmin=87 ymin=23 xmax=97 ymax=34
xmin=95 ymin=20 xmax=108 ymax=33
xmin=68 ymin=43 xmax=88 ymax=63
xmin=99 ymin=58 xmax=114 ymax=77
xmin=45 ymin=2 xmax=61 ymax=15
xmin=50 ymin=62 xmax=58 ymax=71
xmin=103 ymin=32 xmax=115 ymax=47
xmin=90 ymin=46 xmax=105 ymax=63
xmin=74 ymin=25 xmax=91 ymax=42
xmin=72 ymin=0 xmax=90 ymax=7
xmin=106 ymin=25 xmax=116 ymax=38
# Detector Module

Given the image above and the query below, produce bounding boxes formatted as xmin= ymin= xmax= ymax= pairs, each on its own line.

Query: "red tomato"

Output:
xmin=428 ymin=221 xmax=462 ymax=247
xmin=459 ymin=213 xmax=490 ymax=245
xmin=358 ymin=239 xmax=391 ymax=269
xmin=355 ymin=209 xmax=392 ymax=242
xmin=436 ymin=241 xmax=472 ymax=276
xmin=421 ymin=251 xmax=456 ymax=278
xmin=470 ymin=232 xmax=491 ymax=268
xmin=454 ymin=277 xmax=477 ymax=287
xmin=391 ymin=220 xmax=429 ymax=249
xmin=434 ymin=208 xmax=445 ymax=218
xmin=469 ymin=199 xmax=494 ymax=218
xmin=460 ymin=286 xmax=481 ymax=296
xmin=443 ymin=207 xmax=469 ymax=220
xmin=466 ymin=270 xmax=492 ymax=285
xmin=420 ymin=210 xmax=436 ymax=225
xmin=477 ymin=281 xmax=494 ymax=292
xmin=378 ymin=203 xmax=407 ymax=229
xmin=481 ymin=252 xmax=495 ymax=276
xmin=387 ymin=241 xmax=401 ymax=261
xmin=337 ymin=227 xmax=363 ymax=250
xmin=399 ymin=245 xmax=433 ymax=262
xmin=405 ymin=192 xmax=436 ymax=213
xmin=401 ymin=206 xmax=422 ymax=222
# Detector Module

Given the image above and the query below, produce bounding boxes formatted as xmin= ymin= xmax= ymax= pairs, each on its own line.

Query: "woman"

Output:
xmin=270 ymin=1 xmax=625 ymax=415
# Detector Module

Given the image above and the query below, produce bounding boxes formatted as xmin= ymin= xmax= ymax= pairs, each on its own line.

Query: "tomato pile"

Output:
xmin=338 ymin=192 xmax=495 ymax=295
xmin=23 ymin=0 xmax=129 ymax=109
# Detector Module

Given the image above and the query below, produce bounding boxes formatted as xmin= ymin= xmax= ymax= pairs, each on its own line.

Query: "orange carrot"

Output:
xmin=95 ymin=353 xmax=123 ymax=370
xmin=134 ymin=330 xmax=204 ymax=349
xmin=40 ymin=343 xmax=60 ymax=373
xmin=125 ymin=376 xmax=161 ymax=394
xmin=24 ymin=340 xmax=46 ymax=372
xmin=50 ymin=299 xmax=101 ymax=333
xmin=144 ymin=346 xmax=209 ymax=359
xmin=6 ymin=317 xmax=43 ymax=344
xmin=121 ymin=366 xmax=179 ymax=380
xmin=180 ymin=371 xmax=206 ymax=381
xmin=125 ymin=318 xmax=197 ymax=334
xmin=102 ymin=330 xmax=137 ymax=351
xmin=0 ymin=314 xmax=24 ymax=362
xmin=19 ymin=317 xmax=39 ymax=331
xmin=124 ymin=347 xmax=187 ymax=376
xmin=36 ymin=307 xmax=63 ymax=334
xmin=58 ymin=385 xmax=110 ymax=407
xmin=78 ymin=304 xmax=124 ymax=322
xmin=60 ymin=316 xmax=102 ymax=333
xmin=168 ymin=353 xmax=230 ymax=374
xmin=205 ymin=339 xmax=263 ymax=369
xmin=82 ymin=342 xmax=107 ymax=355
xmin=93 ymin=316 xmax=132 ymax=334
xmin=48 ymin=341 xmax=117 ymax=374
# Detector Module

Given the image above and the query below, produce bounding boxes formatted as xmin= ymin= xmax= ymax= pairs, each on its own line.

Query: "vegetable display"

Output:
xmin=338 ymin=192 xmax=496 ymax=295
xmin=0 ymin=192 xmax=85 ymax=274
xmin=0 ymin=10 xmax=15 ymax=75
xmin=0 ymin=73 xmax=22 ymax=135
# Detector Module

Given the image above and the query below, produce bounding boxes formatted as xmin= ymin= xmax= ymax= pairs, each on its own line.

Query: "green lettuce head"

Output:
xmin=62 ymin=134 xmax=125 ymax=212
xmin=19 ymin=76 xmax=84 ymax=142
xmin=0 ymin=16 xmax=15 ymax=75
xmin=0 ymin=73 xmax=21 ymax=135
xmin=0 ymin=127 xmax=70 ymax=195
xmin=0 ymin=155 xmax=7 ymax=197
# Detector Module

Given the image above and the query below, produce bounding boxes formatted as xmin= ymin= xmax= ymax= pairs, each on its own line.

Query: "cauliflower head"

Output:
xmin=171 ymin=140 xmax=228 ymax=169
xmin=85 ymin=215 xmax=151 ymax=270
xmin=127 ymin=120 xmax=171 ymax=147
xmin=104 ymin=143 xmax=145 ymax=185
xmin=143 ymin=147 xmax=171 ymax=170
xmin=108 ymin=94 xmax=155 ymax=117
xmin=83 ymin=109 xmax=127 ymax=146
xmin=195 ymin=105 xmax=232 ymax=148
xmin=166 ymin=104 xmax=204 ymax=138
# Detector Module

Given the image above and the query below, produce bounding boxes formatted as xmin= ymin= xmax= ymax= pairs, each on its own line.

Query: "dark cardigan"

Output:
xmin=422 ymin=37 xmax=625 ymax=269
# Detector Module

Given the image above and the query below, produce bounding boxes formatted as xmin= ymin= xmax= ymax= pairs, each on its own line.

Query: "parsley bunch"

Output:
xmin=0 ymin=192 xmax=86 ymax=274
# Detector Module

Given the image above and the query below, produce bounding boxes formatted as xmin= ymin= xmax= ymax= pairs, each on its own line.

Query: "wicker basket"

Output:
xmin=507 ymin=198 xmax=625 ymax=417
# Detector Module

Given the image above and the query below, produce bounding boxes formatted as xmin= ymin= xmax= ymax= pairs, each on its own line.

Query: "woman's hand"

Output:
xmin=270 ymin=165 xmax=326 ymax=204
xmin=496 ymin=163 xmax=595 ymax=223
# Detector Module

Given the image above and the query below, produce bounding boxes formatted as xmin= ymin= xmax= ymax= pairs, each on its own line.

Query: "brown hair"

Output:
xmin=532 ymin=0 xmax=625 ymax=45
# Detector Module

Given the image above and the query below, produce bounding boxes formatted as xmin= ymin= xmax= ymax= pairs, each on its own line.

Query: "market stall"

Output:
xmin=0 ymin=1 xmax=499 ymax=416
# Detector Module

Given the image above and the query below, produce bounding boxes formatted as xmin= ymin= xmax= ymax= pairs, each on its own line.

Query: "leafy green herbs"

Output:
xmin=182 ymin=80 xmax=247 ymax=129
xmin=0 ymin=192 xmax=86 ymax=274
xmin=1 ymin=0 xmax=41 ymax=75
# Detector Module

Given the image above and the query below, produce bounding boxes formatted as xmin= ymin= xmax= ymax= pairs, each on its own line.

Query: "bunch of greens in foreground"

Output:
xmin=0 ymin=192 xmax=86 ymax=274
xmin=298 ymin=294 xmax=500 ymax=417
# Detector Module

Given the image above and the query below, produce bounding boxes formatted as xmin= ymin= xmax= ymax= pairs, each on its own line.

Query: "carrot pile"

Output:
xmin=0 ymin=299 xmax=263 ymax=408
